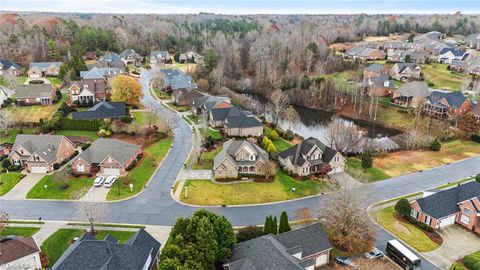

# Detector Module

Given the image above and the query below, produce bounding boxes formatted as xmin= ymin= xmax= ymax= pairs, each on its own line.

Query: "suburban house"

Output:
xmin=81 ymin=66 xmax=122 ymax=79
xmin=192 ymin=94 xmax=231 ymax=116
xmin=72 ymin=101 xmax=127 ymax=120
xmin=9 ymin=135 xmax=76 ymax=173
xmin=69 ymin=82 xmax=95 ymax=104
xmin=119 ymin=48 xmax=143 ymax=65
xmin=15 ymin=84 xmax=56 ymax=106
xmin=0 ymin=59 xmax=22 ymax=76
xmin=159 ymin=69 xmax=197 ymax=92
xmin=423 ymin=90 xmax=472 ymax=118
xmin=390 ymin=62 xmax=421 ymax=81
xmin=150 ymin=51 xmax=170 ymax=64
xmin=393 ymin=81 xmax=430 ymax=108
xmin=0 ymin=85 xmax=15 ymax=106
xmin=72 ymin=138 xmax=141 ymax=176
xmin=0 ymin=236 xmax=41 ymax=270
xmin=223 ymin=223 xmax=332 ymax=270
xmin=364 ymin=74 xmax=395 ymax=97
xmin=278 ymin=137 xmax=345 ymax=175
xmin=210 ymin=106 xmax=263 ymax=137
xmin=451 ymin=54 xmax=480 ymax=76
xmin=27 ymin=62 xmax=61 ymax=78
xmin=172 ymin=89 xmax=204 ymax=106
xmin=213 ymin=139 xmax=268 ymax=179
xmin=363 ymin=63 xmax=388 ymax=79
xmin=84 ymin=51 xmax=97 ymax=60
xmin=179 ymin=51 xmax=204 ymax=64
xmin=410 ymin=181 xmax=480 ymax=235
xmin=95 ymin=52 xmax=125 ymax=69
xmin=466 ymin=33 xmax=480 ymax=50
xmin=438 ymin=48 xmax=467 ymax=64
xmin=345 ymin=46 xmax=385 ymax=60
xmin=73 ymin=67 xmax=114 ymax=101
xmin=50 ymin=229 xmax=161 ymax=270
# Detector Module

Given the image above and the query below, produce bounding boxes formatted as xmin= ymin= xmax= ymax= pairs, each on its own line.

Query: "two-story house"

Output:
xmin=438 ymin=48 xmax=467 ymax=64
xmin=278 ymin=137 xmax=345 ymax=176
xmin=363 ymin=63 xmax=388 ymax=79
xmin=210 ymin=106 xmax=263 ymax=137
xmin=28 ymin=62 xmax=61 ymax=78
xmin=119 ymin=48 xmax=143 ymax=66
xmin=390 ymin=63 xmax=421 ymax=81
xmin=9 ymin=135 xmax=76 ymax=173
xmin=71 ymin=67 xmax=115 ymax=102
xmin=150 ymin=51 xmax=169 ymax=64
xmin=0 ymin=60 xmax=22 ymax=76
xmin=423 ymin=90 xmax=472 ymax=119
xmin=410 ymin=181 xmax=480 ymax=235
xmin=213 ymin=139 xmax=268 ymax=179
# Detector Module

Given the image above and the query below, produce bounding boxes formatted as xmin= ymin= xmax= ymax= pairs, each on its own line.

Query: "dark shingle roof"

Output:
xmin=51 ymin=229 xmax=160 ymax=270
xmin=0 ymin=60 xmax=21 ymax=70
xmin=278 ymin=137 xmax=339 ymax=166
xmin=224 ymin=110 xmax=262 ymax=129
xmin=72 ymin=101 xmax=126 ymax=120
xmin=10 ymin=135 xmax=69 ymax=163
xmin=225 ymin=223 xmax=331 ymax=270
xmin=16 ymin=84 xmax=54 ymax=99
xmin=427 ymin=90 xmax=468 ymax=109
xmin=365 ymin=63 xmax=384 ymax=72
xmin=76 ymin=138 xmax=141 ymax=165
xmin=213 ymin=139 xmax=268 ymax=169
xmin=395 ymin=81 xmax=430 ymax=97
xmin=439 ymin=48 xmax=467 ymax=57
xmin=416 ymin=181 xmax=480 ymax=219
xmin=0 ymin=237 xmax=40 ymax=265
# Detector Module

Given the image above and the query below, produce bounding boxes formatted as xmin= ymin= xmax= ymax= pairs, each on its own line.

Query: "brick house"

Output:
xmin=224 ymin=223 xmax=332 ymax=270
xmin=9 ymin=135 xmax=76 ymax=173
xmin=213 ymin=139 xmax=268 ymax=179
xmin=192 ymin=95 xmax=231 ymax=115
xmin=390 ymin=63 xmax=421 ymax=81
xmin=278 ymin=137 xmax=345 ymax=176
xmin=28 ymin=62 xmax=61 ymax=78
xmin=393 ymin=81 xmax=430 ymax=108
xmin=410 ymin=181 xmax=480 ymax=235
xmin=16 ymin=84 xmax=56 ymax=106
xmin=364 ymin=74 xmax=395 ymax=97
xmin=171 ymin=89 xmax=204 ymax=106
xmin=71 ymin=138 xmax=141 ymax=176
xmin=0 ymin=60 xmax=22 ymax=76
xmin=210 ymin=106 xmax=263 ymax=137
xmin=424 ymin=90 xmax=472 ymax=119
xmin=363 ymin=63 xmax=388 ymax=79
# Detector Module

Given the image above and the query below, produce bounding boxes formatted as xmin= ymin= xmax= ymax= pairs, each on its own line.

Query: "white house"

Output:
xmin=438 ymin=48 xmax=467 ymax=64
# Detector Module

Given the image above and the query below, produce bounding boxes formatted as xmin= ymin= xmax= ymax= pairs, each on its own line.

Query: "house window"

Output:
xmin=411 ymin=209 xmax=418 ymax=218
xmin=425 ymin=215 xmax=432 ymax=225
xmin=463 ymin=208 xmax=472 ymax=215
xmin=460 ymin=214 xmax=470 ymax=225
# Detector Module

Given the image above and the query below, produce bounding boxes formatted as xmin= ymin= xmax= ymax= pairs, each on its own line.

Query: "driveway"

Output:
xmin=80 ymin=185 xmax=110 ymax=202
xmin=2 ymin=172 xmax=45 ymax=199
xmin=185 ymin=170 xmax=212 ymax=180
xmin=422 ymin=226 xmax=480 ymax=269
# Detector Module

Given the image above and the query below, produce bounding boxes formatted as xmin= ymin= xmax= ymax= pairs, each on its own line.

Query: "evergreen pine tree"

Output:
xmin=264 ymin=215 xmax=272 ymax=234
xmin=278 ymin=211 xmax=291 ymax=233
xmin=272 ymin=216 xmax=278 ymax=235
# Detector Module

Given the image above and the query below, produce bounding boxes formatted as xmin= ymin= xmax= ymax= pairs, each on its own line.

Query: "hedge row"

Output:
xmin=60 ymin=118 xmax=100 ymax=131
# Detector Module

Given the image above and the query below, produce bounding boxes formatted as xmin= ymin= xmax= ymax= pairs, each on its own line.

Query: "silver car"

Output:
xmin=93 ymin=176 xmax=106 ymax=187
xmin=364 ymin=247 xmax=384 ymax=259
xmin=103 ymin=176 xmax=118 ymax=188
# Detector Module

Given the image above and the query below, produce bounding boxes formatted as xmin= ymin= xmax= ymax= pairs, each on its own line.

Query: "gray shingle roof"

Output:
xmin=72 ymin=101 xmax=127 ymax=120
xmin=80 ymin=67 xmax=105 ymax=80
xmin=416 ymin=181 xmax=480 ymax=219
xmin=99 ymin=52 xmax=122 ymax=62
xmin=10 ymin=135 xmax=69 ymax=163
xmin=427 ymin=90 xmax=468 ymax=109
xmin=29 ymin=62 xmax=61 ymax=71
xmin=213 ymin=139 xmax=268 ymax=170
xmin=224 ymin=110 xmax=262 ymax=129
xmin=395 ymin=81 xmax=430 ymax=97
xmin=278 ymin=137 xmax=339 ymax=166
xmin=151 ymin=51 xmax=168 ymax=58
xmin=15 ymin=84 xmax=54 ymax=99
xmin=225 ymin=223 xmax=331 ymax=270
xmin=439 ymin=48 xmax=466 ymax=57
xmin=51 ymin=229 xmax=160 ymax=270
xmin=0 ymin=60 xmax=21 ymax=70
xmin=76 ymin=138 xmax=140 ymax=165
xmin=365 ymin=63 xmax=384 ymax=72
xmin=0 ymin=85 xmax=15 ymax=98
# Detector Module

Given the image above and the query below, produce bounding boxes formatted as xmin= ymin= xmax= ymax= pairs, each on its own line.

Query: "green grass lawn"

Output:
xmin=421 ymin=63 xmax=465 ymax=90
xmin=0 ymin=172 xmax=25 ymax=196
xmin=346 ymin=157 xmax=390 ymax=182
xmin=47 ymin=77 xmax=62 ymax=87
xmin=165 ymin=102 xmax=190 ymax=112
xmin=180 ymin=170 xmax=331 ymax=205
xmin=26 ymin=174 xmax=93 ymax=200
xmin=41 ymin=229 xmax=85 ymax=266
xmin=107 ymin=137 xmax=173 ymax=201
xmin=192 ymin=146 xmax=223 ymax=170
xmin=132 ymin=111 xmax=159 ymax=127
xmin=186 ymin=114 xmax=200 ymax=124
xmin=55 ymin=130 xmax=98 ymax=140
xmin=263 ymin=127 xmax=293 ymax=153
xmin=205 ymin=128 xmax=222 ymax=140
xmin=0 ymin=128 xmax=35 ymax=144
xmin=0 ymin=226 xmax=40 ymax=238
xmin=377 ymin=206 xmax=439 ymax=252
xmin=95 ymin=230 xmax=136 ymax=243
xmin=17 ymin=75 xmax=27 ymax=85
xmin=153 ymin=88 xmax=171 ymax=100
xmin=5 ymin=95 xmax=68 ymax=123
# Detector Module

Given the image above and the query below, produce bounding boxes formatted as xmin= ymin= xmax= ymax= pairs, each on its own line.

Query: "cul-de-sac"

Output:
xmin=0 ymin=2 xmax=480 ymax=270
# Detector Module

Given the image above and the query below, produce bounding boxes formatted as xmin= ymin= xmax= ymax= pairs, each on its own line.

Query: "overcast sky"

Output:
xmin=1 ymin=0 xmax=479 ymax=14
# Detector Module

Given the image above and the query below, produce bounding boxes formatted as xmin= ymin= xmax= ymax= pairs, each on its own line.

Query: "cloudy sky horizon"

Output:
xmin=1 ymin=0 xmax=480 ymax=15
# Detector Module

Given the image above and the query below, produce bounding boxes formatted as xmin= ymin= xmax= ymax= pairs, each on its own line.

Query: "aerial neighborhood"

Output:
xmin=0 ymin=8 xmax=480 ymax=270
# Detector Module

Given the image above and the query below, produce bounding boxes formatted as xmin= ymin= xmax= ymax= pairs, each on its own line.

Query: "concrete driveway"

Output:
xmin=185 ymin=170 xmax=212 ymax=180
xmin=80 ymin=185 xmax=110 ymax=202
xmin=422 ymin=225 xmax=480 ymax=269
xmin=2 ymin=172 xmax=45 ymax=199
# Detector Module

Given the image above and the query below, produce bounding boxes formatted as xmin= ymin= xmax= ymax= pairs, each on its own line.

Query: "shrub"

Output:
xmin=361 ymin=151 xmax=373 ymax=170
xmin=424 ymin=225 xmax=434 ymax=232
xmin=121 ymin=116 xmax=133 ymax=123
xmin=74 ymin=150 xmax=79 ymax=156
xmin=270 ymin=130 xmax=279 ymax=140
xmin=236 ymin=225 xmax=266 ymax=243
xmin=81 ymin=143 xmax=91 ymax=150
xmin=2 ymin=158 xmax=11 ymax=168
xmin=266 ymin=143 xmax=276 ymax=154
xmin=394 ymin=199 xmax=411 ymax=217
xmin=284 ymin=129 xmax=295 ymax=140
xmin=476 ymin=174 xmax=480 ymax=183
xmin=472 ymin=134 xmax=480 ymax=143
xmin=417 ymin=222 xmax=427 ymax=230
xmin=429 ymin=138 xmax=441 ymax=151
xmin=53 ymin=163 xmax=60 ymax=170
xmin=464 ymin=252 xmax=480 ymax=270
xmin=407 ymin=216 xmax=418 ymax=225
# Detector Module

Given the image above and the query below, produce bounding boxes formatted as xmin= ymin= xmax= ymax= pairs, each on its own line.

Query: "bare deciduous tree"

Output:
xmin=0 ymin=110 xmax=10 ymax=135
xmin=260 ymin=160 xmax=277 ymax=180
xmin=75 ymin=191 xmax=110 ymax=233
xmin=325 ymin=117 xmax=362 ymax=155
xmin=295 ymin=208 xmax=314 ymax=225
xmin=284 ymin=106 xmax=300 ymax=129
xmin=319 ymin=188 xmax=376 ymax=253
xmin=268 ymin=90 xmax=290 ymax=125
xmin=0 ymin=210 xmax=9 ymax=234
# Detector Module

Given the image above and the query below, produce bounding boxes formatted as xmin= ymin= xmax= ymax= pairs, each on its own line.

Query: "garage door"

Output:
xmin=439 ymin=215 xmax=456 ymax=228
xmin=103 ymin=168 xmax=120 ymax=176
xmin=31 ymin=165 xmax=48 ymax=173
xmin=315 ymin=253 xmax=328 ymax=267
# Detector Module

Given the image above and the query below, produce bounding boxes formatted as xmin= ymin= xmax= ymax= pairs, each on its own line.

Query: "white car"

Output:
xmin=93 ymin=176 xmax=106 ymax=187
xmin=364 ymin=247 xmax=384 ymax=259
xmin=103 ymin=176 xmax=118 ymax=188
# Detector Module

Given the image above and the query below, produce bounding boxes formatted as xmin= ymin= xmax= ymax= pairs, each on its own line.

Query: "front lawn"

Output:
xmin=26 ymin=174 xmax=93 ymax=200
xmin=0 ymin=172 xmax=25 ymax=196
xmin=180 ymin=170 xmax=331 ymax=205
xmin=263 ymin=127 xmax=294 ymax=153
xmin=0 ymin=128 xmax=35 ymax=144
xmin=374 ymin=140 xmax=480 ymax=177
xmin=47 ymin=77 xmax=62 ymax=88
xmin=132 ymin=111 xmax=159 ymax=127
xmin=165 ymin=102 xmax=190 ymax=112
xmin=191 ymin=146 xmax=223 ymax=170
xmin=153 ymin=88 xmax=171 ymax=100
xmin=5 ymin=95 xmax=68 ymax=123
xmin=377 ymin=206 xmax=439 ymax=252
xmin=186 ymin=114 xmax=200 ymax=124
xmin=346 ymin=157 xmax=390 ymax=182
xmin=107 ymin=137 xmax=173 ymax=201
xmin=55 ymin=130 xmax=98 ymax=141
xmin=452 ymin=251 xmax=480 ymax=270
xmin=0 ymin=226 xmax=40 ymax=238
xmin=421 ymin=63 xmax=465 ymax=90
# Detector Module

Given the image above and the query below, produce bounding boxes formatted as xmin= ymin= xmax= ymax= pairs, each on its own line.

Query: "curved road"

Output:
xmin=1 ymin=69 xmax=479 ymax=268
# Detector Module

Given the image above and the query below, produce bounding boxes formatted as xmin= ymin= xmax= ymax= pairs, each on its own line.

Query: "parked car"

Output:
xmin=335 ymin=256 xmax=356 ymax=267
xmin=104 ymin=176 xmax=118 ymax=188
xmin=364 ymin=247 xmax=384 ymax=259
xmin=93 ymin=176 xmax=106 ymax=187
